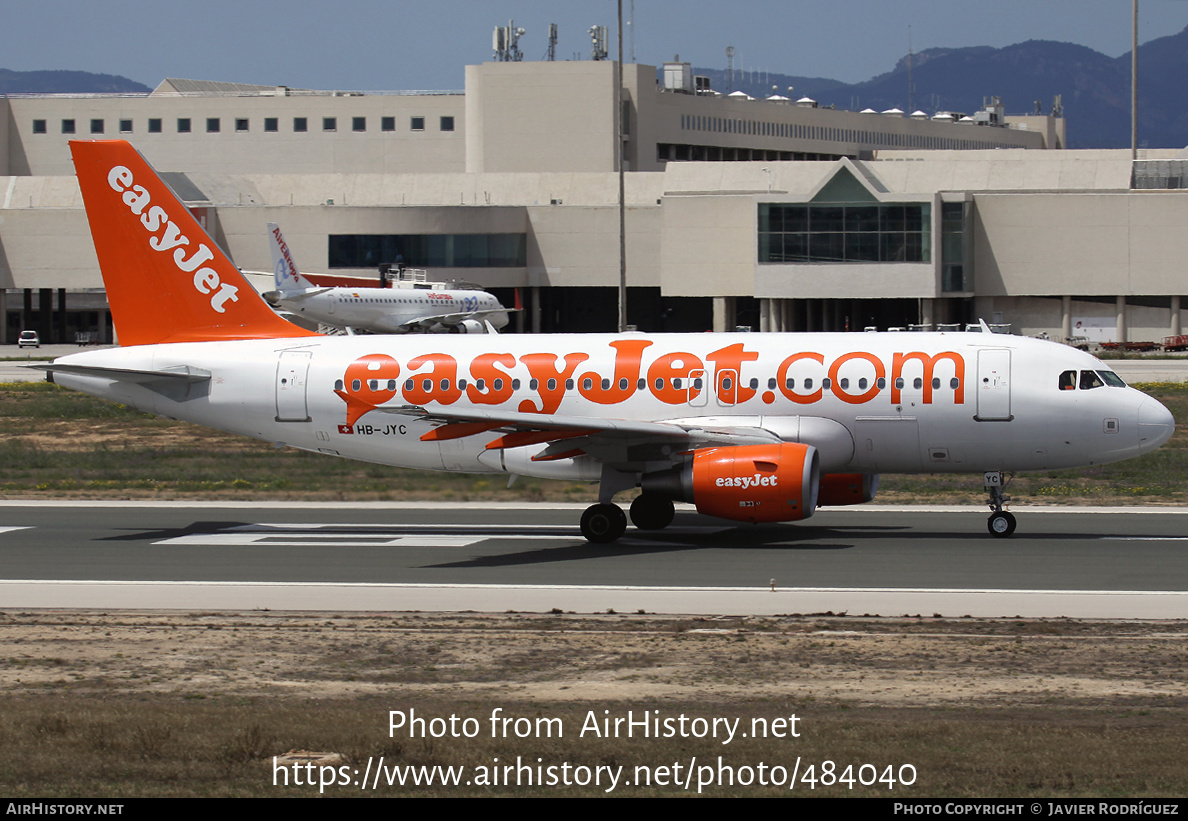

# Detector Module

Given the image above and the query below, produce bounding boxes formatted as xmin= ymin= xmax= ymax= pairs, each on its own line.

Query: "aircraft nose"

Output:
xmin=1137 ymin=396 xmax=1175 ymax=452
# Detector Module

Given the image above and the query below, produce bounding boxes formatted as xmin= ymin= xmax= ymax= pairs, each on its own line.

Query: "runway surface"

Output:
xmin=1 ymin=501 xmax=1186 ymax=618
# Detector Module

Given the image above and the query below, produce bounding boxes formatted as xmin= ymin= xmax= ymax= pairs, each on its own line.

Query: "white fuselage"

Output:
xmin=50 ymin=332 xmax=1174 ymax=483
xmin=276 ymin=286 xmax=509 ymax=334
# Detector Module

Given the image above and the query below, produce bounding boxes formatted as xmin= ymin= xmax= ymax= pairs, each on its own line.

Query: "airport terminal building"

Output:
xmin=1 ymin=59 xmax=1185 ymax=345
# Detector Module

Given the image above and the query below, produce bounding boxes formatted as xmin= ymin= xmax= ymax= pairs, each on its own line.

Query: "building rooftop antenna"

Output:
xmin=907 ymin=26 xmax=915 ymax=114
xmin=492 ymin=20 xmax=525 ymax=62
xmin=629 ymin=0 xmax=635 ymax=62
xmin=589 ymin=25 xmax=609 ymax=60
xmin=546 ymin=23 xmax=558 ymax=61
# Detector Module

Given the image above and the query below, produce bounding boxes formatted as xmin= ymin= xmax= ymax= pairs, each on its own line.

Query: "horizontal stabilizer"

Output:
xmin=29 ymin=363 xmax=211 ymax=383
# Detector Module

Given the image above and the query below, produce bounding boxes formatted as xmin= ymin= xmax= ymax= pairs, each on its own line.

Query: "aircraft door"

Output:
xmin=976 ymin=349 xmax=1012 ymax=421
xmin=716 ymin=369 xmax=738 ymax=406
xmin=275 ymin=350 xmax=312 ymax=422
xmin=686 ymin=369 xmax=740 ymax=407
xmin=687 ymin=369 xmax=708 ymax=407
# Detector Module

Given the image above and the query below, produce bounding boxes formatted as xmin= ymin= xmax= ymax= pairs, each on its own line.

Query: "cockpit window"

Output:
xmin=1059 ymin=370 xmax=1076 ymax=391
xmin=1079 ymin=370 xmax=1105 ymax=390
xmin=1098 ymin=370 xmax=1127 ymax=388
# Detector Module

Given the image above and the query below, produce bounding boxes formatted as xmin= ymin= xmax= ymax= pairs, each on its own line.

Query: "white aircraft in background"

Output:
xmin=47 ymin=140 xmax=1175 ymax=543
xmin=263 ymin=222 xmax=510 ymax=335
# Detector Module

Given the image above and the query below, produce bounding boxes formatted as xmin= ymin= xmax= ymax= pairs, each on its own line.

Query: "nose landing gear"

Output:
xmin=984 ymin=471 xmax=1016 ymax=537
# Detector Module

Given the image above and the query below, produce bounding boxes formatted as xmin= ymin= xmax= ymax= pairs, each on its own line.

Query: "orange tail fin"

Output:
xmin=70 ymin=140 xmax=316 ymax=345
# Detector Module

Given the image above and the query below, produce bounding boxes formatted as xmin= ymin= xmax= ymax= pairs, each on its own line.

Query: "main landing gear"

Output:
xmin=579 ymin=503 xmax=626 ymax=544
xmin=984 ymin=471 xmax=1016 ymax=538
xmin=579 ymin=493 xmax=675 ymax=543
xmin=629 ymin=494 xmax=675 ymax=531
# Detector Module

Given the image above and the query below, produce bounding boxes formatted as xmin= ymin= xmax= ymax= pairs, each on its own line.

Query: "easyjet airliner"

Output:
xmin=44 ymin=141 xmax=1175 ymax=543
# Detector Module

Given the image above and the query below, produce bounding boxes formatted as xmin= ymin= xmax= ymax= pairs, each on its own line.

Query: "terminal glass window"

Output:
xmin=119 ymin=119 xmax=133 ymax=133
xmin=329 ymin=234 xmax=528 ymax=268
xmin=382 ymin=116 xmax=396 ymax=131
xmin=236 ymin=118 xmax=249 ymax=132
xmin=32 ymin=119 xmax=46 ymax=134
xmin=177 ymin=118 xmax=191 ymax=133
xmin=264 ymin=117 xmax=278 ymax=132
xmin=323 ymin=117 xmax=337 ymax=131
xmin=941 ymin=201 xmax=968 ymax=292
xmin=410 ymin=116 xmax=425 ymax=131
xmin=758 ymin=203 xmax=931 ymax=263
xmin=90 ymin=119 xmax=104 ymax=134
xmin=207 ymin=118 xmax=220 ymax=133
xmin=148 ymin=118 xmax=162 ymax=133
xmin=352 ymin=117 xmax=366 ymax=132
xmin=61 ymin=119 xmax=76 ymax=134
xmin=440 ymin=116 xmax=455 ymax=132
xmin=293 ymin=117 xmax=307 ymax=132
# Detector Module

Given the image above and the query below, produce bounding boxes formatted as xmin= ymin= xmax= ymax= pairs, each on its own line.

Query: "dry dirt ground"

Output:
xmin=4 ymin=611 xmax=1186 ymax=707
xmin=4 ymin=611 xmax=1188 ymax=797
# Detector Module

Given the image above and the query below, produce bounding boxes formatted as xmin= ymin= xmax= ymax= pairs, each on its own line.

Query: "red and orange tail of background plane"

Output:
xmin=71 ymin=140 xmax=316 ymax=346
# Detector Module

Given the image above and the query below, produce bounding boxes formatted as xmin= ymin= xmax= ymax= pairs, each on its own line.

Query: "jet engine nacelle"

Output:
xmin=641 ymin=443 xmax=820 ymax=523
xmin=456 ymin=319 xmax=486 ymax=334
xmin=817 ymin=473 xmax=880 ymax=506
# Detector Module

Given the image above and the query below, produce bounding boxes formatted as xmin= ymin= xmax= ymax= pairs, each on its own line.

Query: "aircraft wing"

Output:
xmin=394 ymin=308 xmax=510 ymax=333
xmin=383 ymin=404 xmax=781 ymax=466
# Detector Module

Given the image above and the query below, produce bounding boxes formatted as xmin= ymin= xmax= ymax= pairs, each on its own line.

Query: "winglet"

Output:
xmin=267 ymin=222 xmax=314 ymax=295
xmin=70 ymin=140 xmax=316 ymax=345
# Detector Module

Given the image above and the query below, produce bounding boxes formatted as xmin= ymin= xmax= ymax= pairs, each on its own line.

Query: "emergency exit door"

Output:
xmin=275 ymin=350 xmax=312 ymax=422
xmin=975 ymin=348 xmax=1012 ymax=421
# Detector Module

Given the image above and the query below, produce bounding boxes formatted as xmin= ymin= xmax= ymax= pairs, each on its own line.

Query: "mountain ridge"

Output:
xmin=7 ymin=28 xmax=1188 ymax=150
xmin=686 ymin=26 xmax=1188 ymax=149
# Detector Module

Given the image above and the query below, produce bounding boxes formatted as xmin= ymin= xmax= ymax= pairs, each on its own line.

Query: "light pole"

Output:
xmin=617 ymin=0 xmax=627 ymax=331
xmin=1132 ymin=0 xmax=1138 ymax=160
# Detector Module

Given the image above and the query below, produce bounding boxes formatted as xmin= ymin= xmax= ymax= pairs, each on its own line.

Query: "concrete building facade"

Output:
xmin=2 ymin=59 xmax=1183 ymax=346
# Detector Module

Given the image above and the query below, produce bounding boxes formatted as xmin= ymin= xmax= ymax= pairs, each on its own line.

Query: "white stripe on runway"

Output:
xmin=2 ymin=580 xmax=1185 ymax=619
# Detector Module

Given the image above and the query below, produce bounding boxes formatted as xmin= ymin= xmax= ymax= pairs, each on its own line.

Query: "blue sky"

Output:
xmin=3 ymin=0 xmax=1187 ymax=90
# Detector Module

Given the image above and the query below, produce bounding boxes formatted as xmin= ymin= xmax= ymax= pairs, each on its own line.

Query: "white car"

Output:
xmin=17 ymin=330 xmax=39 ymax=348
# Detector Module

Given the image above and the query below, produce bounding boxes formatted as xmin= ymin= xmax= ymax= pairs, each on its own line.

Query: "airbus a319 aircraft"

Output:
xmin=47 ymin=140 xmax=1175 ymax=543
xmin=264 ymin=222 xmax=510 ymax=335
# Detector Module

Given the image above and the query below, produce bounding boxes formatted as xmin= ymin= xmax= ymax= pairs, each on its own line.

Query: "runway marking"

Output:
xmin=158 ymin=534 xmax=496 ymax=548
xmin=0 ymin=527 xmax=32 ymax=535
xmin=154 ymin=522 xmax=574 ymax=549
xmin=152 ymin=522 xmax=730 ymax=548
xmin=137 ymin=521 xmax=1188 ymax=549
xmin=4 ymin=580 xmax=1186 ymax=618
xmin=260 ymin=523 xmax=567 ymax=531
xmin=9 ymin=580 xmax=1188 ymax=595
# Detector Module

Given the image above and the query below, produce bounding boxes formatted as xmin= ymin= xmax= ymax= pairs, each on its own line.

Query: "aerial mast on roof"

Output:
xmin=907 ymin=26 xmax=915 ymax=114
xmin=590 ymin=25 xmax=609 ymax=60
xmin=492 ymin=21 xmax=525 ymax=62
